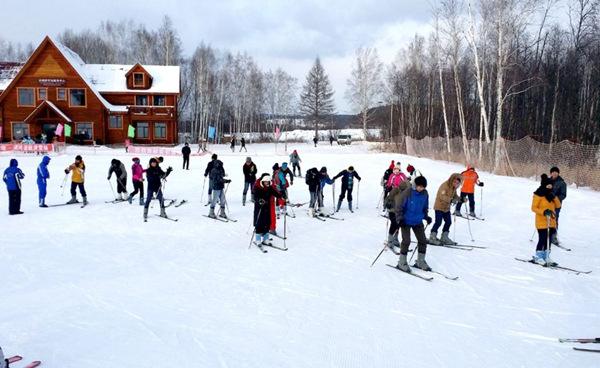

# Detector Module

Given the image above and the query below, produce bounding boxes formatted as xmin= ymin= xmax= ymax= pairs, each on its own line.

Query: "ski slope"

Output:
xmin=1 ymin=142 xmax=598 ymax=368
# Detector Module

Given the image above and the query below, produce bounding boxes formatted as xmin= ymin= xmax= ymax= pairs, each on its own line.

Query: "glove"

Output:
xmin=425 ymin=216 xmax=432 ymax=225
xmin=64 ymin=169 xmax=69 ymax=174
xmin=451 ymin=198 xmax=459 ymax=205
xmin=224 ymin=179 xmax=232 ymax=184
xmin=478 ymin=182 xmax=484 ymax=187
xmin=107 ymin=176 xmax=111 ymax=180
xmin=543 ymin=209 xmax=554 ymax=217
xmin=258 ymin=199 xmax=266 ymax=206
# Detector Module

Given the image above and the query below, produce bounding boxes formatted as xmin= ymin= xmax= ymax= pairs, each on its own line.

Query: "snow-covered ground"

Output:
xmin=1 ymin=142 xmax=598 ymax=368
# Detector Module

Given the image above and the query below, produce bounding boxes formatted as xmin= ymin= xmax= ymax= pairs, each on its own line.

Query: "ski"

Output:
xmin=559 ymin=338 xmax=600 ymax=343
xmin=573 ymin=347 xmax=600 ymax=353
xmin=154 ymin=215 xmax=179 ymax=222
xmin=312 ymin=215 xmax=326 ymax=222
xmin=174 ymin=199 xmax=187 ymax=207
xmin=426 ymin=269 xmax=459 ymax=281
xmin=253 ymin=241 xmax=268 ymax=253
xmin=105 ymin=199 xmax=127 ymax=204
xmin=416 ymin=240 xmax=485 ymax=249
xmin=202 ymin=215 xmax=228 ymax=222
xmin=380 ymin=214 xmax=390 ymax=219
xmin=289 ymin=202 xmax=308 ymax=208
xmin=269 ymin=233 xmax=287 ymax=240
xmin=428 ymin=243 xmax=474 ymax=251
xmin=80 ymin=203 xmax=88 ymax=208
xmin=554 ymin=243 xmax=572 ymax=251
xmin=317 ymin=214 xmax=344 ymax=221
xmin=264 ymin=243 xmax=288 ymax=251
xmin=163 ymin=199 xmax=177 ymax=208
xmin=24 ymin=361 xmax=41 ymax=368
xmin=383 ymin=241 xmax=400 ymax=255
xmin=386 ymin=264 xmax=433 ymax=281
xmin=7 ymin=356 xmax=23 ymax=364
xmin=515 ymin=258 xmax=591 ymax=275
xmin=48 ymin=202 xmax=79 ymax=207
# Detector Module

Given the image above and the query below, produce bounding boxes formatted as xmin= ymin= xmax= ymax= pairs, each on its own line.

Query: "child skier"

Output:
xmin=332 ymin=166 xmax=361 ymax=212
xmin=273 ymin=162 xmax=294 ymax=217
xmin=531 ymin=174 xmax=561 ymax=266
xmin=306 ymin=167 xmax=321 ymax=217
xmin=3 ymin=159 xmax=25 ymax=215
xmin=208 ymin=159 xmax=231 ymax=219
xmin=127 ymin=157 xmax=145 ymax=205
xmin=289 ymin=150 xmax=302 ymax=177
xmin=394 ymin=176 xmax=433 ymax=272
xmin=143 ymin=158 xmax=172 ymax=220
xmin=253 ymin=173 xmax=282 ymax=246
xmin=386 ymin=162 xmax=407 ymax=190
xmin=317 ymin=166 xmax=334 ymax=215
xmin=454 ymin=165 xmax=484 ymax=217
xmin=107 ymin=159 xmax=128 ymax=200
xmin=429 ymin=173 xmax=463 ymax=245
xmin=37 ymin=155 xmax=51 ymax=207
xmin=65 ymin=155 xmax=87 ymax=205
xmin=204 ymin=154 xmax=219 ymax=205
xmin=242 ymin=157 xmax=257 ymax=206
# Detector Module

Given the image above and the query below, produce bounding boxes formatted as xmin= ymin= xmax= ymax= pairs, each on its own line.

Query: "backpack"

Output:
xmin=306 ymin=168 xmax=319 ymax=186
xmin=209 ymin=161 xmax=224 ymax=186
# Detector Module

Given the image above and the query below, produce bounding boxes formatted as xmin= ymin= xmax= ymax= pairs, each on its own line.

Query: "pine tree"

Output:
xmin=299 ymin=57 xmax=335 ymax=135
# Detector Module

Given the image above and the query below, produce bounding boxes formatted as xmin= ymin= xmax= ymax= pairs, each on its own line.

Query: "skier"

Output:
xmin=143 ymin=158 xmax=172 ymax=220
xmin=406 ymin=164 xmax=422 ymax=182
xmin=289 ymin=150 xmax=302 ymax=177
xmin=242 ymin=156 xmax=257 ymax=206
xmin=64 ymin=155 xmax=87 ymax=205
xmin=313 ymin=136 xmax=318 ymax=147
xmin=329 ymin=135 xmax=334 ymax=145
xmin=385 ymin=179 xmax=412 ymax=251
xmin=385 ymin=163 xmax=407 ymax=191
xmin=253 ymin=173 xmax=281 ymax=246
xmin=203 ymin=154 xmax=219 ymax=205
xmin=381 ymin=160 xmax=395 ymax=198
xmin=240 ymin=137 xmax=247 ymax=152
xmin=429 ymin=173 xmax=463 ymax=245
xmin=454 ymin=165 xmax=484 ymax=217
xmin=3 ymin=159 xmax=25 ymax=215
xmin=127 ymin=157 xmax=145 ymax=205
xmin=107 ymin=159 xmax=128 ymax=200
xmin=208 ymin=159 xmax=231 ymax=218
xmin=549 ymin=166 xmax=566 ymax=245
xmin=273 ymin=162 xmax=294 ymax=217
xmin=531 ymin=174 xmax=561 ymax=265
xmin=230 ymin=135 xmax=236 ymax=152
xmin=37 ymin=155 xmax=51 ymax=207
xmin=332 ymin=166 xmax=361 ymax=212
xmin=182 ymin=142 xmax=191 ymax=170
xmin=317 ymin=166 xmax=334 ymax=215
xmin=394 ymin=176 xmax=433 ymax=272
xmin=305 ymin=167 xmax=320 ymax=217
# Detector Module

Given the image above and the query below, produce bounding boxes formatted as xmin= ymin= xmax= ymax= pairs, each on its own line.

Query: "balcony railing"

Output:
xmin=129 ymin=106 xmax=175 ymax=116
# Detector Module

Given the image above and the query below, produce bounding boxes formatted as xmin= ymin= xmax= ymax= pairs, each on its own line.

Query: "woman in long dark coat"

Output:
xmin=253 ymin=173 xmax=281 ymax=244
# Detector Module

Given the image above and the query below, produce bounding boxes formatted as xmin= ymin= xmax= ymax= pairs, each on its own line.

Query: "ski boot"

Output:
xmin=160 ymin=206 xmax=167 ymax=218
xmin=82 ymin=196 xmax=88 ymax=205
xmin=143 ymin=207 xmax=149 ymax=221
xmin=348 ymin=201 xmax=353 ymax=213
xmin=39 ymin=199 xmax=48 ymax=208
xmin=66 ymin=195 xmax=79 ymax=204
xmin=219 ymin=207 xmax=228 ymax=219
xmin=336 ymin=200 xmax=342 ymax=212
xmin=243 ymin=194 xmax=246 ymax=206
xmin=414 ymin=253 xmax=432 ymax=271
xmin=139 ymin=196 xmax=144 ymax=206
xmin=127 ymin=194 xmax=133 ymax=204
xmin=387 ymin=233 xmax=400 ymax=251
xmin=440 ymin=231 xmax=457 ymax=245
xmin=544 ymin=251 xmax=558 ymax=267
xmin=469 ymin=211 xmax=476 ymax=217
xmin=550 ymin=233 xmax=559 ymax=246
xmin=428 ymin=231 xmax=441 ymax=245
xmin=208 ymin=207 xmax=217 ymax=219
xmin=397 ymin=254 xmax=411 ymax=272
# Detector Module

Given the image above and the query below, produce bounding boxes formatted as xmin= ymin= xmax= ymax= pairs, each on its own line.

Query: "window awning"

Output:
xmin=24 ymin=100 xmax=73 ymax=124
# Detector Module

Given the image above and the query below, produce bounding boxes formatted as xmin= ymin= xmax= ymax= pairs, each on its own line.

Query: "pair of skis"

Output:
xmin=4 ymin=355 xmax=41 ymax=367
xmin=515 ymin=258 xmax=591 ymax=275
xmin=386 ymin=264 xmax=459 ymax=281
xmin=560 ymin=337 xmax=600 ymax=352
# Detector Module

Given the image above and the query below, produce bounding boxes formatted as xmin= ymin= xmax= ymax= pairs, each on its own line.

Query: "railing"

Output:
xmin=129 ymin=106 xmax=175 ymax=116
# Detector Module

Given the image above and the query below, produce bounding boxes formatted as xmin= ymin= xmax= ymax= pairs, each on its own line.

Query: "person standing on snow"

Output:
xmin=3 ymin=159 xmax=25 ymax=215
xmin=454 ymin=165 xmax=484 ymax=217
xmin=128 ymin=157 xmax=145 ymax=205
xmin=273 ymin=162 xmax=294 ymax=218
xmin=289 ymin=150 xmax=302 ymax=177
xmin=208 ymin=159 xmax=231 ymax=219
xmin=394 ymin=176 xmax=433 ymax=272
xmin=531 ymin=174 xmax=561 ymax=266
xmin=182 ymin=143 xmax=191 ymax=170
xmin=332 ymin=166 xmax=361 ymax=213
xmin=107 ymin=159 xmax=128 ymax=201
xmin=230 ymin=136 xmax=236 ymax=152
xmin=305 ymin=167 xmax=321 ymax=217
xmin=386 ymin=163 xmax=407 ymax=191
xmin=384 ymin=179 xmax=412 ymax=251
xmin=317 ymin=166 xmax=334 ymax=215
xmin=242 ymin=157 xmax=257 ymax=206
xmin=549 ymin=166 xmax=566 ymax=245
xmin=253 ymin=173 xmax=282 ymax=246
xmin=429 ymin=173 xmax=463 ymax=246
xmin=313 ymin=136 xmax=318 ymax=147
xmin=204 ymin=154 xmax=219 ymax=205
xmin=37 ymin=155 xmax=51 ymax=207
xmin=65 ymin=155 xmax=87 ymax=205
xmin=329 ymin=135 xmax=334 ymax=145
xmin=143 ymin=158 xmax=172 ymax=220
xmin=240 ymin=137 xmax=247 ymax=152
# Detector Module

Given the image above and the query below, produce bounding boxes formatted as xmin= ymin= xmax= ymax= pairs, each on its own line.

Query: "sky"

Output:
xmin=0 ymin=0 xmax=436 ymax=113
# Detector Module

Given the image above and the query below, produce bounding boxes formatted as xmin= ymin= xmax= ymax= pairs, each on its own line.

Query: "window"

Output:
xmin=69 ymin=89 xmax=86 ymax=107
xmin=109 ymin=115 xmax=123 ymax=129
xmin=12 ymin=122 xmax=29 ymax=140
xmin=18 ymin=88 xmax=35 ymax=106
xmin=135 ymin=95 xmax=148 ymax=106
xmin=136 ymin=122 xmax=149 ymax=138
xmin=154 ymin=122 xmax=167 ymax=139
xmin=153 ymin=95 xmax=166 ymax=106
xmin=57 ymin=88 xmax=67 ymax=101
xmin=133 ymin=73 xmax=144 ymax=87
xmin=76 ymin=122 xmax=93 ymax=140
xmin=38 ymin=88 xmax=47 ymax=101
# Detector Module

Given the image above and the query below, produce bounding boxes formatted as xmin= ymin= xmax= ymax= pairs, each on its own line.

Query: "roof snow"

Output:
xmin=84 ymin=64 xmax=180 ymax=94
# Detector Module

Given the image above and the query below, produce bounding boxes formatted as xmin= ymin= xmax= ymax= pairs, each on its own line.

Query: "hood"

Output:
xmin=466 ymin=165 xmax=473 ymax=171
xmin=41 ymin=156 xmax=51 ymax=165
xmin=111 ymin=159 xmax=120 ymax=166
xmin=10 ymin=159 xmax=18 ymax=167
xmin=534 ymin=174 xmax=553 ymax=196
xmin=445 ymin=173 xmax=463 ymax=188
xmin=281 ymin=162 xmax=288 ymax=169
xmin=293 ymin=150 xmax=297 ymax=154
xmin=272 ymin=163 xmax=280 ymax=171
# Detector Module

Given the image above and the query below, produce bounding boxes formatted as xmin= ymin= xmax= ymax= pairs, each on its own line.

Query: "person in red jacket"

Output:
xmin=454 ymin=165 xmax=484 ymax=217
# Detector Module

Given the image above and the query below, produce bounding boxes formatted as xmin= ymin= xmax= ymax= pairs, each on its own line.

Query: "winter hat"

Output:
xmin=149 ymin=158 xmax=158 ymax=165
xmin=211 ymin=154 xmax=217 ymax=160
xmin=75 ymin=155 xmax=82 ymax=161
xmin=348 ymin=166 xmax=354 ymax=171
xmin=540 ymin=173 xmax=552 ymax=187
xmin=407 ymin=164 xmax=415 ymax=174
xmin=394 ymin=163 xmax=402 ymax=170
xmin=132 ymin=157 xmax=140 ymax=162
xmin=272 ymin=163 xmax=280 ymax=171
xmin=388 ymin=160 xmax=395 ymax=170
xmin=111 ymin=159 xmax=118 ymax=166
xmin=550 ymin=166 xmax=560 ymax=174
xmin=293 ymin=150 xmax=297 ymax=154
xmin=281 ymin=162 xmax=288 ymax=169
xmin=246 ymin=156 xmax=252 ymax=162
xmin=260 ymin=173 xmax=271 ymax=182
xmin=320 ymin=166 xmax=327 ymax=173
xmin=414 ymin=176 xmax=427 ymax=188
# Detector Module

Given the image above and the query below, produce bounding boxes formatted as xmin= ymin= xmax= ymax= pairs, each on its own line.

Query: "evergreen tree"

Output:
xmin=299 ymin=57 xmax=335 ymax=135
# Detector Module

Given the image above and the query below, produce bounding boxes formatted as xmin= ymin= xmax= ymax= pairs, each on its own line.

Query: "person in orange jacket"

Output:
xmin=531 ymin=174 xmax=561 ymax=266
xmin=454 ymin=165 xmax=483 ymax=217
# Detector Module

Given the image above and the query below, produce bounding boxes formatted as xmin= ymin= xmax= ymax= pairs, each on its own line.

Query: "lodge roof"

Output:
xmin=0 ymin=62 xmax=24 ymax=92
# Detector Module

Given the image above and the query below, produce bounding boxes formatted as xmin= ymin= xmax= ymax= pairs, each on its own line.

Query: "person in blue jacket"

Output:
xmin=317 ymin=166 xmax=334 ymax=215
xmin=332 ymin=166 xmax=361 ymax=213
xmin=3 ymin=159 xmax=25 ymax=215
xmin=394 ymin=175 xmax=432 ymax=272
xmin=37 ymin=156 xmax=51 ymax=207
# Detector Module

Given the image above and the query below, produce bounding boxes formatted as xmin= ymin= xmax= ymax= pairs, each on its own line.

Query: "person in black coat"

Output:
xmin=333 ymin=166 xmax=361 ymax=212
xmin=242 ymin=157 xmax=257 ymax=206
xmin=230 ymin=136 xmax=236 ymax=152
xmin=204 ymin=154 xmax=218 ymax=204
xmin=240 ymin=137 xmax=247 ymax=152
xmin=253 ymin=173 xmax=281 ymax=245
xmin=182 ymin=143 xmax=191 ymax=170
xmin=143 ymin=158 xmax=172 ymax=220
xmin=108 ymin=159 xmax=128 ymax=200
xmin=549 ymin=166 xmax=567 ymax=244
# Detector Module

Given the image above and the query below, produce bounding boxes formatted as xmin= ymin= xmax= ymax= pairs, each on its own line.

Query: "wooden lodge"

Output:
xmin=0 ymin=36 xmax=180 ymax=145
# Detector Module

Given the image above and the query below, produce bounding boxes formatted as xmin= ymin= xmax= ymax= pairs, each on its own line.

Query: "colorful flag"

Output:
xmin=64 ymin=125 xmax=72 ymax=137
xmin=208 ymin=126 xmax=216 ymax=139
xmin=275 ymin=126 xmax=281 ymax=140
xmin=0 ymin=126 xmax=3 ymax=140
xmin=128 ymin=125 xmax=135 ymax=138
xmin=55 ymin=123 xmax=63 ymax=136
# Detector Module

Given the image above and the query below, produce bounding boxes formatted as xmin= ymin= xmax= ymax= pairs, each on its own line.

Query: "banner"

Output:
xmin=208 ymin=126 xmax=216 ymax=139
xmin=55 ymin=123 xmax=63 ymax=137
xmin=0 ymin=144 xmax=54 ymax=153
xmin=275 ymin=126 xmax=281 ymax=140
xmin=128 ymin=125 xmax=135 ymax=138
xmin=64 ymin=125 xmax=72 ymax=137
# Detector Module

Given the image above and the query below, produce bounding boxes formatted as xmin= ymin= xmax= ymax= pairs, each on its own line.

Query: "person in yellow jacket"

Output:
xmin=531 ymin=174 xmax=561 ymax=266
xmin=429 ymin=173 xmax=463 ymax=245
xmin=65 ymin=155 xmax=87 ymax=205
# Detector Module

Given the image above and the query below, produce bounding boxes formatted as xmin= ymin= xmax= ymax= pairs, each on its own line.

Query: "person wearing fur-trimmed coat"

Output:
xmin=429 ymin=173 xmax=463 ymax=246
xmin=253 ymin=173 xmax=281 ymax=244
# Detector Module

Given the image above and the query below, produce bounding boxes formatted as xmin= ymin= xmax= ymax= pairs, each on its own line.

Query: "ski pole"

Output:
xmin=479 ymin=186 xmax=484 ymax=218
xmin=371 ymin=227 xmax=400 ymax=267
xmin=60 ymin=173 xmax=68 ymax=197
xmin=376 ymin=189 xmax=384 ymax=209
xmin=546 ymin=214 xmax=551 ymax=265
xmin=248 ymin=205 xmax=263 ymax=249
xmin=283 ymin=205 xmax=288 ymax=250
xmin=200 ymin=176 xmax=207 ymax=203
xmin=466 ymin=211 xmax=475 ymax=242
xmin=356 ymin=180 xmax=360 ymax=210
xmin=332 ymin=182 xmax=336 ymax=213
xmin=529 ymin=229 xmax=536 ymax=242
xmin=108 ymin=179 xmax=117 ymax=200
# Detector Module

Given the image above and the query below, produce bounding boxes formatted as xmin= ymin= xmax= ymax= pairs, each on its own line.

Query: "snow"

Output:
xmin=24 ymin=100 xmax=72 ymax=123
xmin=84 ymin=64 xmax=180 ymax=95
xmin=0 ymin=142 xmax=598 ymax=367
xmin=235 ymin=128 xmax=382 ymax=142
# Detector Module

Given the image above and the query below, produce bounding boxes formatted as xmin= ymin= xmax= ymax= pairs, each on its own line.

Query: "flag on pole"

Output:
xmin=64 ymin=125 xmax=72 ymax=137
xmin=208 ymin=126 xmax=216 ymax=139
xmin=275 ymin=126 xmax=281 ymax=140
xmin=55 ymin=123 xmax=64 ymax=137
xmin=128 ymin=125 xmax=135 ymax=138
xmin=0 ymin=126 xmax=3 ymax=141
